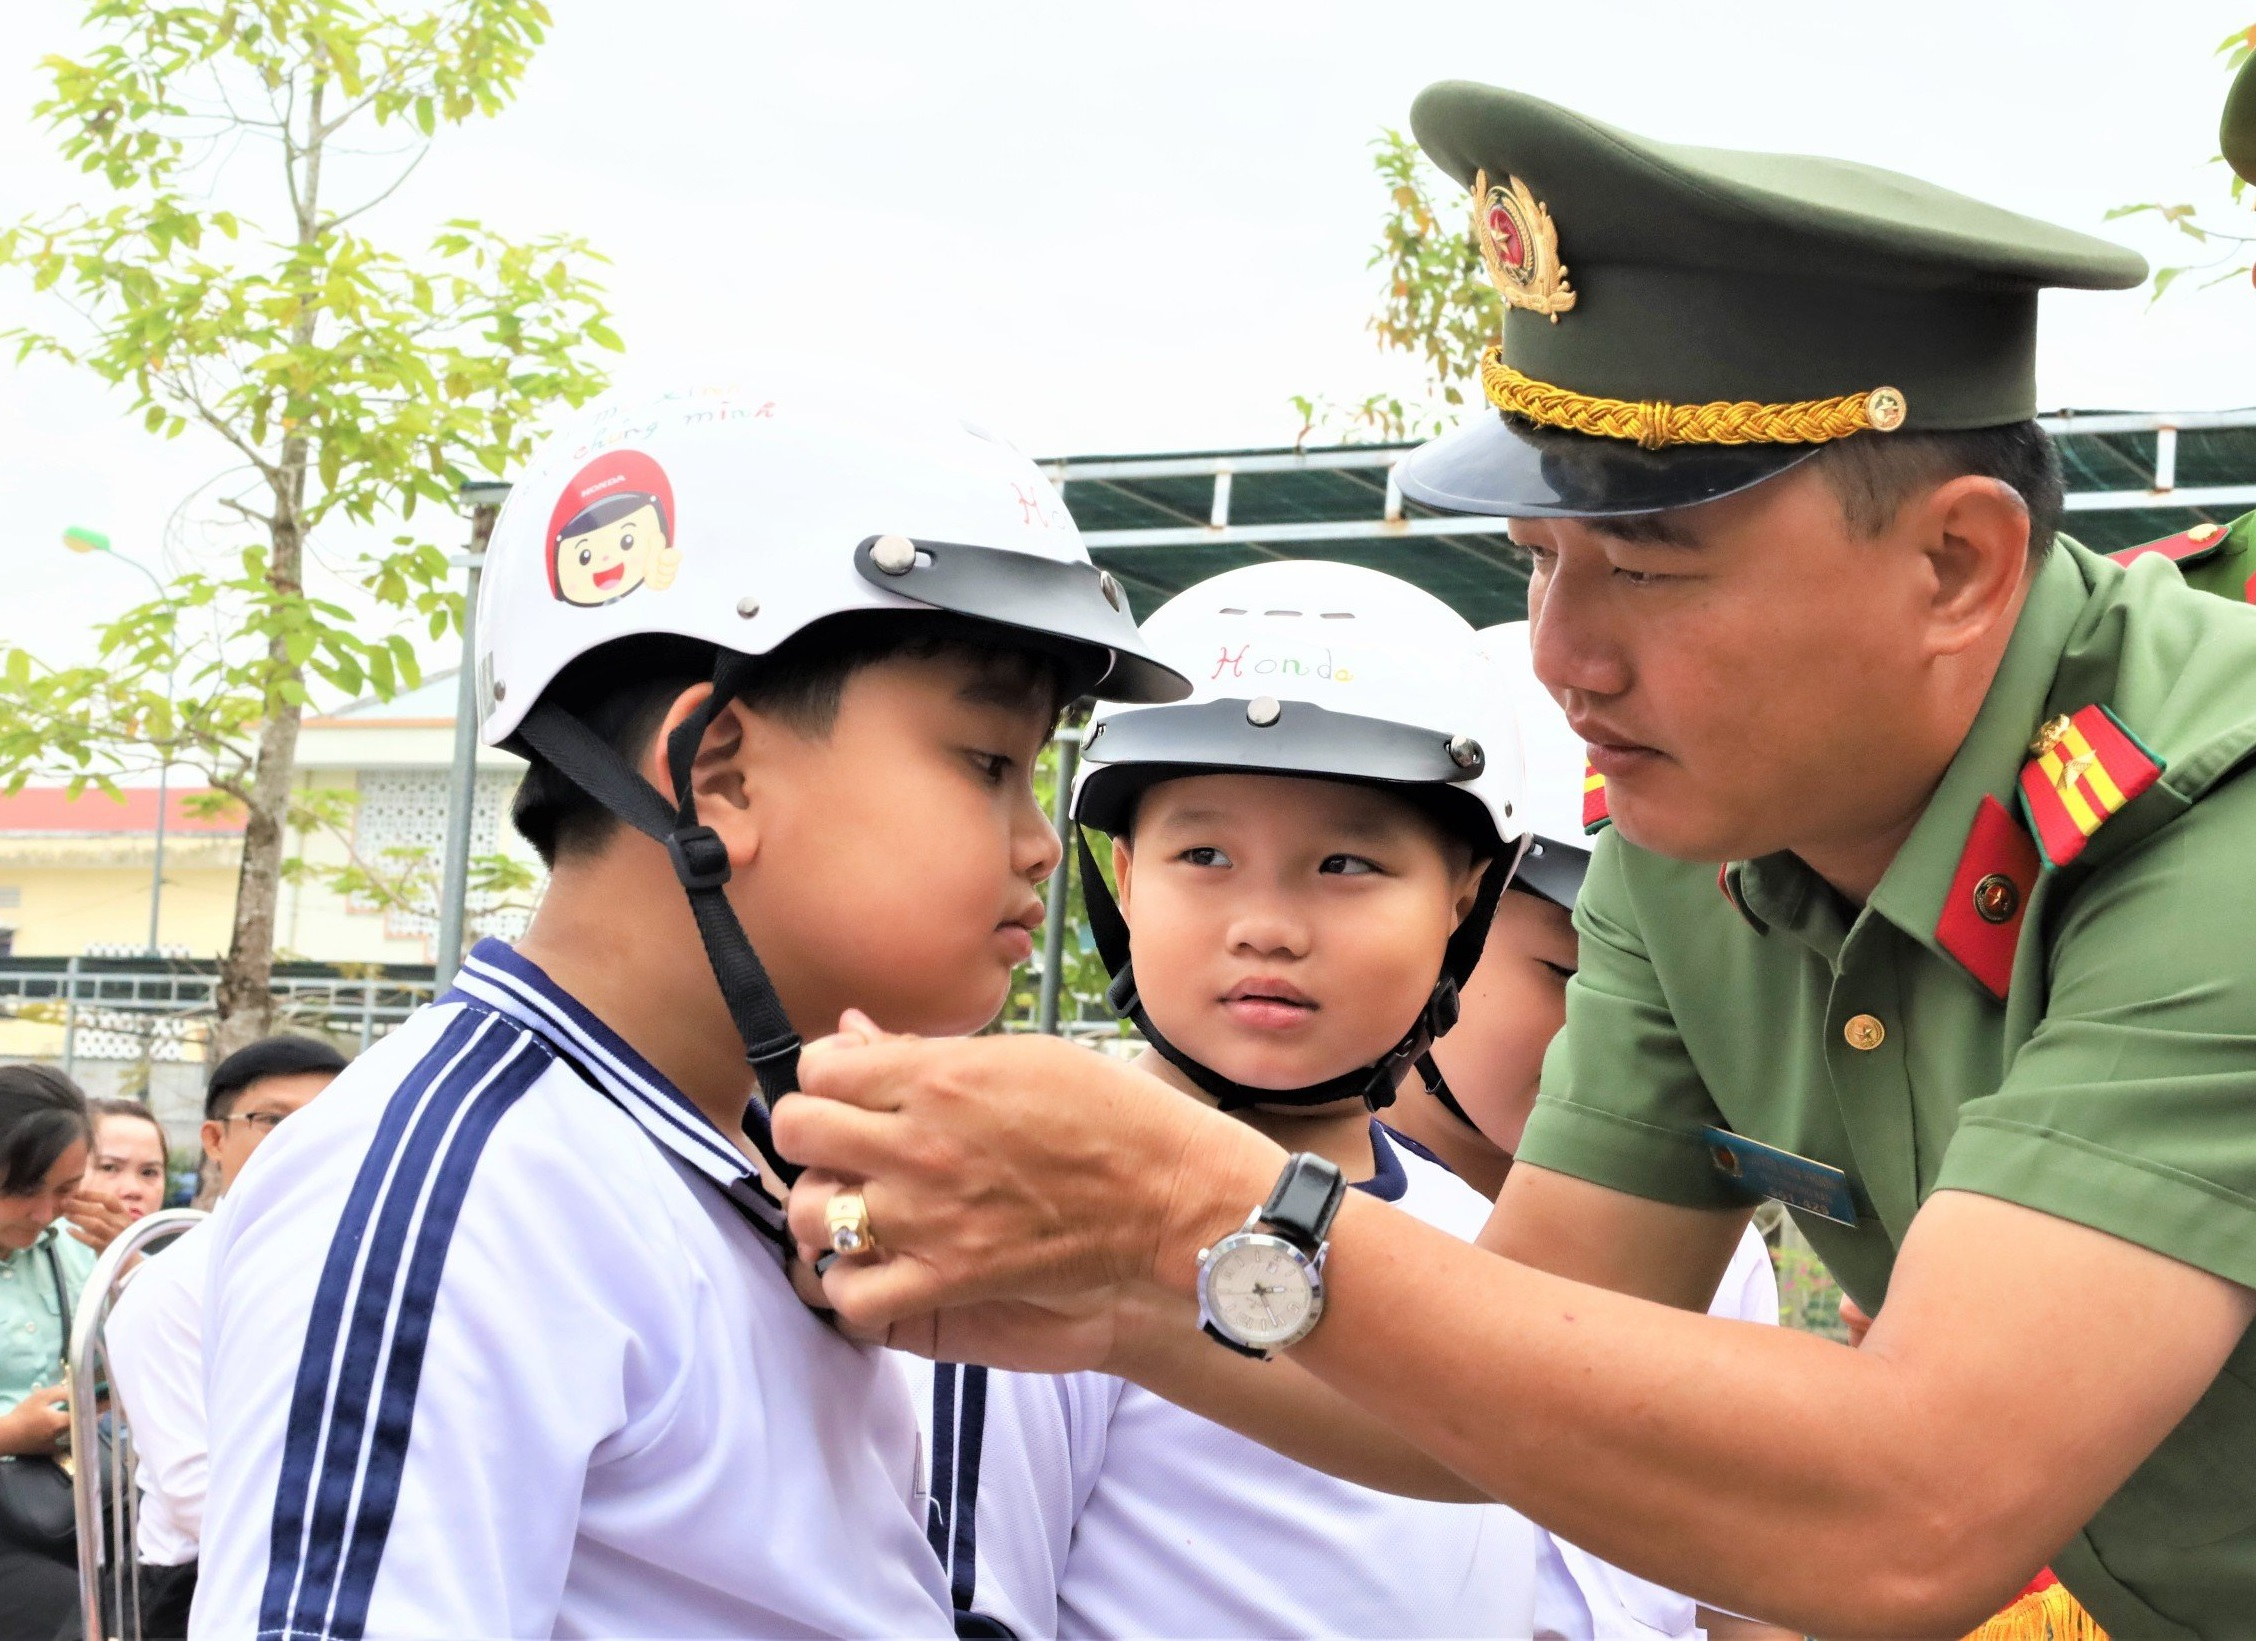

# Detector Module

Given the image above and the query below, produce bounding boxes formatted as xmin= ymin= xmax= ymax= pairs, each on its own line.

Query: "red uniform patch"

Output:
xmin=1935 ymin=796 xmax=2039 ymax=999
xmin=2016 ymin=705 xmax=2165 ymax=869
xmin=2108 ymin=521 xmax=2227 ymax=568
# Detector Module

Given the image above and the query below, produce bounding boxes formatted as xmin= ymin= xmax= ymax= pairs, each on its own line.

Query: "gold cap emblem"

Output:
xmin=1472 ymin=170 xmax=1576 ymax=322
xmin=1863 ymin=386 xmax=1908 ymax=433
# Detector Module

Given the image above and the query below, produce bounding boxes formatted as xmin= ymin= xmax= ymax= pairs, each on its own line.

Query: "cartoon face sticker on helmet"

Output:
xmin=545 ymin=448 xmax=682 ymax=607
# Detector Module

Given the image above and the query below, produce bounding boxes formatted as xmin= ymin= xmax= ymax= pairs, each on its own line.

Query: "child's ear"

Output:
xmin=1452 ymin=856 xmax=1492 ymax=926
xmin=1110 ymin=835 xmax=1135 ymax=924
xmin=642 ymin=684 xmax=766 ymax=867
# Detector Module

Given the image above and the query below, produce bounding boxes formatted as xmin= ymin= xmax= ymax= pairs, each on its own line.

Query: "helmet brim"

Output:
xmin=1396 ymin=411 xmax=1819 ymax=519
xmin=1075 ymin=697 xmax=1500 ymax=848
xmin=1508 ymin=834 xmax=1590 ymax=910
xmin=854 ymin=537 xmax=1188 ymax=703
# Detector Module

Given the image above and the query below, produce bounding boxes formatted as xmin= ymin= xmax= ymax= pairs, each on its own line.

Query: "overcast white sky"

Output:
xmin=4 ymin=0 xmax=2255 ymax=702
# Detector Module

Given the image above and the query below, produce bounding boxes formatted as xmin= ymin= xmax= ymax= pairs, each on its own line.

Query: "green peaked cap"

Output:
xmin=2224 ymin=50 xmax=2256 ymax=186
xmin=1397 ymin=82 xmax=2147 ymax=519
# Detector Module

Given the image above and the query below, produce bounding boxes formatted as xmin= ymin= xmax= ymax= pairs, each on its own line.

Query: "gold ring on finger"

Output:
xmin=825 ymin=1188 xmax=879 ymax=1258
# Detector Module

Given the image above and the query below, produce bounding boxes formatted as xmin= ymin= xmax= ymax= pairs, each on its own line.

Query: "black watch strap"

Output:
xmin=1259 ymin=1152 xmax=1347 ymax=1253
xmin=1200 ymin=1318 xmax=1269 ymax=1359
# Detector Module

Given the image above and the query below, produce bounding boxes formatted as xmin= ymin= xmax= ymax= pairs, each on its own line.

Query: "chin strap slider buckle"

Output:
xmin=666 ymin=825 xmax=733 ymax=892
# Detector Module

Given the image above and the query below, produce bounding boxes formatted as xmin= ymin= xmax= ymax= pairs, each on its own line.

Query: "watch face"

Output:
xmin=1204 ymin=1234 xmax=1319 ymax=1349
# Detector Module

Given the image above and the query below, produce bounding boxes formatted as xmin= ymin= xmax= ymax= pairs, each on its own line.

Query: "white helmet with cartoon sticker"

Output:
xmin=473 ymin=381 xmax=1189 ymax=1201
xmin=478 ymin=383 xmax=1183 ymax=745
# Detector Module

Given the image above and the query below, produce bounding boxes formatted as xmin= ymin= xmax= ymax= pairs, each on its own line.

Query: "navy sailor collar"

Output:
xmin=445 ymin=939 xmax=789 ymax=1247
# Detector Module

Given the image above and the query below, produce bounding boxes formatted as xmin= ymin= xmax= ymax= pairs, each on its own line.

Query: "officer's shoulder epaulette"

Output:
xmin=2108 ymin=520 xmax=2231 ymax=569
xmin=2015 ymin=705 xmax=2165 ymax=870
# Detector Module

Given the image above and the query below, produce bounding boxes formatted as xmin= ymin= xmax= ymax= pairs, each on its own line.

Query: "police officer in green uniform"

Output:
xmin=773 ymin=84 xmax=2256 ymax=1639
xmin=2111 ymin=50 xmax=2256 ymax=606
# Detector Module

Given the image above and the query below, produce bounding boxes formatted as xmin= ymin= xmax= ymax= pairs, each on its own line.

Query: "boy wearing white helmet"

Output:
xmin=190 ymin=382 xmax=1187 ymax=1639
xmin=1386 ymin=622 xmax=1788 ymax=1641
xmin=920 ymin=560 xmax=1541 ymax=1639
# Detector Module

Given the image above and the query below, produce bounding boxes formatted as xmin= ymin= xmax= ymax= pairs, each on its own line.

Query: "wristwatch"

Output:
xmin=1195 ymin=1152 xmax=1347 ymax=1359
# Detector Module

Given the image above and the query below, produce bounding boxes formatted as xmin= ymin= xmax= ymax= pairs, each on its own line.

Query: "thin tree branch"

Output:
xmin=322 ymin=144 xmax=430 ymax=234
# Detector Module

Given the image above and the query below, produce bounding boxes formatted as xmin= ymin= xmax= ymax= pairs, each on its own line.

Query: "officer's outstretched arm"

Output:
xmin=1273 ymin=1178 xmax=2250 ymax=1636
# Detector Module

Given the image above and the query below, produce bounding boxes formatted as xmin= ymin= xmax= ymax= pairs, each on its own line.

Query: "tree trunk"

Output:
xmin=208 ymin=74 xmax=326 ymax=1061
xmin=209 ymin=516 xmax=308 ymax=1059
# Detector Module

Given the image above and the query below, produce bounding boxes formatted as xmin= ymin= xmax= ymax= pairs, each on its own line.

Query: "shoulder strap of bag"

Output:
xmin=43 ymin=1238 xmax=72 ymax=1374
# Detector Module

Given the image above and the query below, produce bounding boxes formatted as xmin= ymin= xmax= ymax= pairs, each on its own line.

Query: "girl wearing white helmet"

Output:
xmin=190 ymin=381 xmax=1187 ymax=1641
xmin=1385 ymin=622 xmax=1792 ymax=1641
xmin=922 ymin=561 xmax=1542 ymax=1640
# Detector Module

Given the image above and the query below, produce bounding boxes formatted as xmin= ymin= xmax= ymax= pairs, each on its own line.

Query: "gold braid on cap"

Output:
xmin=1480 ymin=346 xmax=1908 ymax=451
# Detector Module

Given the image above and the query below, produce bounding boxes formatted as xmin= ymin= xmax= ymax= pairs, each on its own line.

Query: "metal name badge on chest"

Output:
xmin=1702 ymin=1127 xmax=1859 ymax=1226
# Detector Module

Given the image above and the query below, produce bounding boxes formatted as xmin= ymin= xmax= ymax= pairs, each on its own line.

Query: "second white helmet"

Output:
xmin=1072 ymin=560 xmax=1528 ymax=855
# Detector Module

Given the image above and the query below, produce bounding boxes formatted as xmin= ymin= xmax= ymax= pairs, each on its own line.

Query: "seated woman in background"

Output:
xmin=88 ymin=1096 xmax=172 ymax=1221
xmin=0 ymin=1065 xmax=129 ymax=1641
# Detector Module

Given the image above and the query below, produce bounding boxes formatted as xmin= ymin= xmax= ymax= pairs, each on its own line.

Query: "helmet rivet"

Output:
xmin=1447 ymin=734 xmax=1483 ymax=770
xmin=1098 ymin=570 xmax=1124 ymax=611
xmin=492 ymin=679 xmax=507 ymax=702
xmin=1246 ymin=696 xmax=1283 ymax=728
xmin=870 ymin=534 xmax=917 ymax=576
xmin=735 ymin=596 xmax=761 ymax=619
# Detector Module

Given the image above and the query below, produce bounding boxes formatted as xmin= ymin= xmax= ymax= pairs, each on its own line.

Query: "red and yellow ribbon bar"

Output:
xmin=2016 ymin=705 xmax=2163 ymax=869
xmin=1582 ymin=763 xmax=1611 ymax=834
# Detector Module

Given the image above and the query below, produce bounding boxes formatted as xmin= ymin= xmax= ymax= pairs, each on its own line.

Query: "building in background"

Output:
xmin=0 ymin=671 xmax=536 ymax=1143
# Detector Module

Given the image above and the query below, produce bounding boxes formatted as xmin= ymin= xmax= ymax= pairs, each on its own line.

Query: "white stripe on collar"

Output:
xmin=448 ymin=942 xmax=787 ymax=1237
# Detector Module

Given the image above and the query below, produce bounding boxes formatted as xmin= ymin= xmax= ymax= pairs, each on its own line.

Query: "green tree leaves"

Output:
xmin=0 ymin=0 xmax=608 ymax=1045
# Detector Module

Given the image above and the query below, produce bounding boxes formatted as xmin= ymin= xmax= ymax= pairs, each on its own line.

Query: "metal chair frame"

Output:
xmin=68 ymin=1207 xmax=209 ymax=1641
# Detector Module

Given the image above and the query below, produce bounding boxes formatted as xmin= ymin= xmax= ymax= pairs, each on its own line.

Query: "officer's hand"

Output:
xmin=1838 ymin=1295 xmax=1874 ymax=1348
xmin=774 ymin=1010 xmax=1282 ymax=1333
xmin=65 ymin=1185 xmax=132 ymax=1253
xmin=0 ymin=1379 xmax=71 ymax=1457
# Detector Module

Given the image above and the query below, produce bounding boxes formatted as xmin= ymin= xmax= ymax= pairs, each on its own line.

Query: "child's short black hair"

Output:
xmin=510 ymin=613 xmax=1086 ymax=868
xmin=205 ymin=1035 xmax=350 ymax=1119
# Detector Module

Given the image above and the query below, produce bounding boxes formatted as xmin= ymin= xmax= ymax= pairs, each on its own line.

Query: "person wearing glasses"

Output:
xmin=103 ymin=1035 xmax=346 ymax=1638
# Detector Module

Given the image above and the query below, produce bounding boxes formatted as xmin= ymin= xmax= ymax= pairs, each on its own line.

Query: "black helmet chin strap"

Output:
xmin=513 ymin=653 xmax=803 ymax=1188
xmin=1075 ymin=828 xmax=1509 ymax=1115
xmin=1412 ymin=1051 xmax=1482 ymax=1133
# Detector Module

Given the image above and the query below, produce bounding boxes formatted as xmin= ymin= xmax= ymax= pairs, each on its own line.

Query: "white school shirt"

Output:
xmin=1531 ymin=1223 xmax=1781 ymax=1641
xmin=921 ymin=1124 xmax=1539 ymax=1640
xmin=107 ymin=1214 xmax=218 ymax=1565
xmin=191 ymin=938 xmax=950 ymax=1641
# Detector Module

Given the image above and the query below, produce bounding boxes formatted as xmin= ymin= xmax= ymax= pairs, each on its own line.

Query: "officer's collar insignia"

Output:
xmin=1581 ymin=761 xmax=1611 ymax=833
xmin=1936 ymin=796 xmax=2037 ymax=999
xmin=2017 ymin=704 xmax=2164 ymax=869
xmin=1473 ymin=170 xmax=1577 ymax=322
xmin=2109 ymin=522 xmax=2229 ymax=570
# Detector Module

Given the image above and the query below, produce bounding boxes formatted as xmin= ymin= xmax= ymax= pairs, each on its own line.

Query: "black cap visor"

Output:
xmin=1396 ymin=411 xmax=1819 ymax=520
xmin=854 ymin=536 xmax=1189 ymax=703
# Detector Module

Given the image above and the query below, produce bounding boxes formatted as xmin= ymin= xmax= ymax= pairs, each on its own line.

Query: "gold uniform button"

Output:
xmin=1844 ymin=1014 xmax=1886 ymax=1052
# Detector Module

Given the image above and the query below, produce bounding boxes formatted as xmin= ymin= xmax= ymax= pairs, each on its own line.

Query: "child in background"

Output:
xmin=1385 ymin=620 xmax=1790 ymax=1641
xmin=924 ymin=561 xmax=1540 ymax=1639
